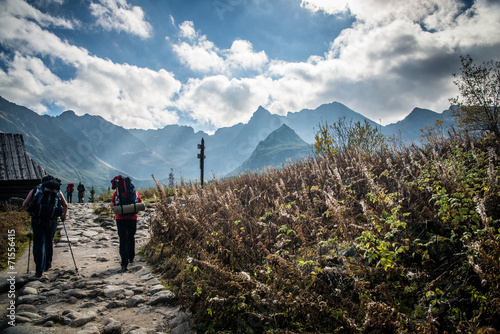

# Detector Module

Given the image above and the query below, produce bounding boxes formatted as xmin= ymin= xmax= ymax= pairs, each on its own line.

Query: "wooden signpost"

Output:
xmin=197 ymin=138 xmax=205 ymax=188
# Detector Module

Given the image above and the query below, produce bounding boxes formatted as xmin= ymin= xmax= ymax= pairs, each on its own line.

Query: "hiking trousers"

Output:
xmin=31 ymin=217 xmax=57 ymax=275
xmin=116 ymin=219 xmax=137 ymax=267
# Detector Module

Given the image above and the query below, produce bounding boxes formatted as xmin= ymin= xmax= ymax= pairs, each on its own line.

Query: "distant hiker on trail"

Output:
xmin=22 ymin=175 xmax=68 ymax=278
xmin=66 ymin=183 xmax=74 ymax=203
xmin=77 ymin=182 xmax=85 ymax=203
xmin=110 ymin=175 xmax=144 ymax=273
xmin=89 ymin=186 xmax=95 ymax=203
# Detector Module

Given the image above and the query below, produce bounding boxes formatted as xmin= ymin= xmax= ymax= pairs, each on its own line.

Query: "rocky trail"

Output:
xmin=1 ymin=203 xmax=195 ymax=334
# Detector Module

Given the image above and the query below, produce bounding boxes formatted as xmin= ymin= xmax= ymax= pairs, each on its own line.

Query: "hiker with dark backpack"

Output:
xmin=110 ymin=175 xmax=143 ymax=272
xmin=77 ymin=182 xmax=85 ymax=203
xmin=23 ymin=175 xmax=68 ymax=278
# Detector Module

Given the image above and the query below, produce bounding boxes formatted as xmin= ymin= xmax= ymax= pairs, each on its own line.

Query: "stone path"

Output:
xmin=0 ymin=203 xmax=195 ymax=334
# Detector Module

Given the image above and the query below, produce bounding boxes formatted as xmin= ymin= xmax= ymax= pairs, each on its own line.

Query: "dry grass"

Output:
xmin=145 ymin=130 xmax=500 ymax=333
xmin=0 ymin=202 xmax=31 ymax=270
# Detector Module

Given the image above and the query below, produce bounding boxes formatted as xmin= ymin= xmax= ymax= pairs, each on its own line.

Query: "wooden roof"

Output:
xmin=0 ymin=133 xmax=46 ymax=181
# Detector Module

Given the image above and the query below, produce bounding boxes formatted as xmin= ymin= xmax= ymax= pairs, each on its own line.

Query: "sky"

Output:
xmin=0 ymin=0 xmax=499 ymax=133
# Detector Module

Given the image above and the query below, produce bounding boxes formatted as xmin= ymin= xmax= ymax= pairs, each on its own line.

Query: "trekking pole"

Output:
xmin=27 ymin=226 xmax=32 ymax=274
xmin=61 ymin=219 xmax=78 ymax=272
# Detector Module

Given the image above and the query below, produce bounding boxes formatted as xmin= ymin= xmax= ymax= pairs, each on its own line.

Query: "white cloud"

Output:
xmin=291 ymin=0 xmax=500 ymax=123
xmin=301 ymin=0 xmax=462 ymax=25
xmin=449 ymin=0 xmax=500 ymax=50
xmin=177 ymin=75 xmax=272 ymax=128
xmin=49 ymin=57 xmax=181 ymax=129
xmin=302 ymin=0 xmax=500 ymax=50
xmin=0 ymin=0 xmax=180 ymax=129
xmin=300 ymin=0 xmax=349 ymax=16
xmin=226 ymin=40 xmax=269 ymax=71
xmin=1 ymin=0 xmax=76 ymax=29
xmin=0 ymin=53 xmax=61 ymax=112
xmin=1 ymin=0 xmax=499 ymax=132
xmin=172 ymin=0 xmax=500 ymax=127
xmin=0 ymin=51 xmax=181 ymax=129
xmin=90 ymin=0 xmax=152 ymax=38
xmin=0 ymin=2 xmax=88 ymax=65
xmin=178 ymin=21 xmax=196 ymax=39
xmin=186 ymin=0 xmax=497 ymax=126
xmin=173 ymin=40 xmax=225 ymax=73
xmin=172 ymin=21 xmax=268 ymax=75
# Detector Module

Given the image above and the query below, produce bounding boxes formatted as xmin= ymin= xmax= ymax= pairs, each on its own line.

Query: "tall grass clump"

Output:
xmin=0 ymin=202 xmax=31 ymax=270
xmin=144 ymin=121 xmax=499 ymax=333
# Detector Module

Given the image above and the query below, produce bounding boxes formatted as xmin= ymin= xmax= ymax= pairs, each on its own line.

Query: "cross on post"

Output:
xmin=197 ymin=138 xmax=206 ymax=188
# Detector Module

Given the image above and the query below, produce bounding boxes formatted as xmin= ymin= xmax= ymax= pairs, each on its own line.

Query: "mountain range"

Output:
xmin=233 ymin=124 xmax=312 ymax=175
xmin=0 ymin=96 xmax=455 ymax=193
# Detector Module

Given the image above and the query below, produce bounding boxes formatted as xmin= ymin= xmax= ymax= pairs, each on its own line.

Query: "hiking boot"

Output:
xmin=119 ymin=265 xmax=128 ymax=273
xmin=29 ymin=272 xmax=43 ymax=280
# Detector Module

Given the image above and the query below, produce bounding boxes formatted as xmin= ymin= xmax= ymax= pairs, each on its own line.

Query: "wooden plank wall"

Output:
xmin=0 ymin=133 xmax=46 ymax=201
xmin=0 ymin=133 xmax=45 ymax=181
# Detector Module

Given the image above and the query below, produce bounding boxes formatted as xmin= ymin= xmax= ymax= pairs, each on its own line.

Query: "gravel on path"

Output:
xmin=0 ymin=202 xmax=195 ymax=334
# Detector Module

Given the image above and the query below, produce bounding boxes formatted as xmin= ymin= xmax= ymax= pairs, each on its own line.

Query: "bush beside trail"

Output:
xmin=0 ymin=202 xmax=30 ymax=270
xmin=144 ymin=129 xmax=500 ymax=333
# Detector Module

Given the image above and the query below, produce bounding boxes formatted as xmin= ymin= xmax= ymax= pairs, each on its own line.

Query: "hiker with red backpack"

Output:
xmin=23 ymin=175 xmax=68 ymax=278
xmin=66 ymin=183 xmax=74 ymax=203
xmin=110 ymin=175 xmax=144 ymax=273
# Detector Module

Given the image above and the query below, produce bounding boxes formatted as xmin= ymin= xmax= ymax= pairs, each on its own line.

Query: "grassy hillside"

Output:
xmin=144 ymin=129 xmax=500 ymax=333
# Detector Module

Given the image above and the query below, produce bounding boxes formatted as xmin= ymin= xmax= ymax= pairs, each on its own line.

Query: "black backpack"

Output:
xmin=28 ymin=176 xmax=63 ymax=219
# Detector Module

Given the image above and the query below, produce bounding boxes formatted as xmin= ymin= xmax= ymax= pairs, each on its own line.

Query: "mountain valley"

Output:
xmin=0 ymin=96 xmax=455 ymax=194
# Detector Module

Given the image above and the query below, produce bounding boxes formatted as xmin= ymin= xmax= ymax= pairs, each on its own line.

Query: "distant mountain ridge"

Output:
xmin=282 ymin=102 xmax=373 ymax=143
xmin=53 ymin=110 xmax=170 ymax=180
xmin=0 ymin=97 xmax=121 ymax=193
xmin=233 ymin=124 xmax=311 ymax=174
xmin=382 ymin=107 xmax=455 ymax=141
xmin=0 ymin=96 xmax=455 ymax=191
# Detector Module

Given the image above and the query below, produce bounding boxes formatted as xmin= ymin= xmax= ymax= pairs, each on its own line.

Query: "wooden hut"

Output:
xmin=0 ymin=133 xmax=46 ymax=202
